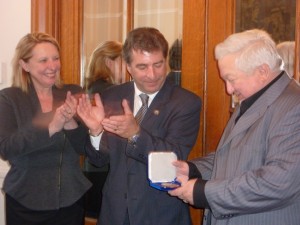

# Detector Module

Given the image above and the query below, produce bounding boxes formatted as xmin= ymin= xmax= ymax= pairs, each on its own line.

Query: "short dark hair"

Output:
xmin=123 ymin=27 xmax=169 ymax=64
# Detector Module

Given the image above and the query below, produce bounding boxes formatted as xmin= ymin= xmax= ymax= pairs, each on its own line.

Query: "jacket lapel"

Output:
xmin=140 ymin=81 xmax=173 ymax=127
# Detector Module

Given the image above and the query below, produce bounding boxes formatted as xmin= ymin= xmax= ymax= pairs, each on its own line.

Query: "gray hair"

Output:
xmin=215 ymin=29 xmax=282 ymax=74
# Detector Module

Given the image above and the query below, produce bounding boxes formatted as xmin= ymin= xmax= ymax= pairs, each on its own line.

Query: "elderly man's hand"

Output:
xmin=168 ymin=178 xmax=197 ymax=205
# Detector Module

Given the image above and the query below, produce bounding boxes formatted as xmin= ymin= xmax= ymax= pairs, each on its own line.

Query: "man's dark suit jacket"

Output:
xmin=83 ymin=80 xmax=201 ymax=225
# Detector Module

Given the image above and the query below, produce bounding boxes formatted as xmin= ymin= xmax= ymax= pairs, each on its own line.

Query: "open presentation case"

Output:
xmin=148 ymin=152 xmax=181 ymax=191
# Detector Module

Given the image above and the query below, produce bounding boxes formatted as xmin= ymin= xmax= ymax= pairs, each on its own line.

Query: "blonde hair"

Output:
xmin=11 ymin=32 xmax=62 ymax=93
xmin=84 ymin=41 xmax=122 ymax=90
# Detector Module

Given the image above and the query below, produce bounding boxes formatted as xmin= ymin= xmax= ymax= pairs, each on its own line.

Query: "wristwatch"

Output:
xmin=128 ymin=133 xmax=140 ymax=143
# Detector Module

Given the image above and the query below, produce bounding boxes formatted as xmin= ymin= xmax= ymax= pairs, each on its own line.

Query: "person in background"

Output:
xmin=84 ymin=40 xmax=124 ymax=94
xmin=82 ymin=40 xmax=123 ymax=218
xmin=166 ymin=38 xmax=182 ymax=86
xmin=75 ymin=27 xmax=202 ymax=225
xmin=276 ymin=41 xmax=295 ymax=77
xmin=169 ymin=29 xmax=300 ymax=225
xmin=0 ymin=32 xmax=91 ymax=225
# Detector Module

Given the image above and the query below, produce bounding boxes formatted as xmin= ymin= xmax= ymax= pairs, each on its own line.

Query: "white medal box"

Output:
xmin=148 ymin=152 xmax=180 ymax=191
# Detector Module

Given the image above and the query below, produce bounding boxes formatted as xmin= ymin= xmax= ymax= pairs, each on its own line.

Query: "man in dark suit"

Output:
xmin=169 ymin=29 xmax=300 ymax=225
xmin=76 ymin=27 xmax=202 ymax=225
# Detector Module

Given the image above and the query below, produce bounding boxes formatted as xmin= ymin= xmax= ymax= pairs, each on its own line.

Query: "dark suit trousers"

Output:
xmin=6 ymin=194 xmax=85 ymax=225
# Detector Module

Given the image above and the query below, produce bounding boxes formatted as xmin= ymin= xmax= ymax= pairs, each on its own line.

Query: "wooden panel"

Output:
xmin=182 ymin=0 xmax=205 ymax=158
xmin=182 ymin=1 xmax=206 ymax=224
xmin=31 ymin=0 xmax=60 ymax=39
xmin=31 ymin=0 xmax=83 ymax=85
xmin=205 ymin=0 xmax=233 ymax=155
xmin=59 ymin=0 xmax=83 ymax=85
xmin=127 ymin=0 xmax=134 ymax=32
xmin=182 ymin=0 xmax=234 ymax=158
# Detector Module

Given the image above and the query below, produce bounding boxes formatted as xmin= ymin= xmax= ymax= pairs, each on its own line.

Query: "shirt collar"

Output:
xmin=133 ymin=83 xmax=158 ymax=106
xmin=235 ymin=71 xmax=284 ymax=123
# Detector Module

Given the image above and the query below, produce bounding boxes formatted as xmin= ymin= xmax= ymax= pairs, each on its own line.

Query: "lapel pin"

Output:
xmin=153 ymin=110 xmax=160 ymax=115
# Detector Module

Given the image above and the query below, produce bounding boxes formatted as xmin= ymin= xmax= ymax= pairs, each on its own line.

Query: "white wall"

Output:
xmin=0 ymin=0 xmax=31 ymax=89
xmin=0 ymin=1 xmax=31 ymax=224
